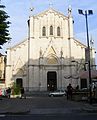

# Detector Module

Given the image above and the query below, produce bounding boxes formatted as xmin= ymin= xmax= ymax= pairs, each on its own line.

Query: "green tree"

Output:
xmin=0 ymin=2 xmax=11 ymax=46
xmin=11 ymin=82 xmax=21 ymax=95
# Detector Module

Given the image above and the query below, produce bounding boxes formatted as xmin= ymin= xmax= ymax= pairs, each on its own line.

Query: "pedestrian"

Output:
xmin=76 ymin=85 xmax=79 ymax=91
xmin=0 ymin=88 xmax=2 ymax=96
xmin=20 ymin=87 xmax=26 ymax=98
xmin=6 ymin=87 xmax=11 ymax=98
xmin=67 ymin=84 xmax=73 ymax=100
xmin=0 ymin=88 xmax=2 ymax=100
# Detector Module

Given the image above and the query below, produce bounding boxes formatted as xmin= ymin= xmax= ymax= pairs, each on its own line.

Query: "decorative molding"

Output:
xmin=34 ymin=8 xmax=68 ymax=20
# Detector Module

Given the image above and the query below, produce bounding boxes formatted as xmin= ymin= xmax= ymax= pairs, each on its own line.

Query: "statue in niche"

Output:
xmin=60 ymin=47 xmax=63 ymax=58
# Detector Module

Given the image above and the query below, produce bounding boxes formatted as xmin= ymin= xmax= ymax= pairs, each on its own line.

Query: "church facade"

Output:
xmin=5 ymin=7 xmax=95 ymax=91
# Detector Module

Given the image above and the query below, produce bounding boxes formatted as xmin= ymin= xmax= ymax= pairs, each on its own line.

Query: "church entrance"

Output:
xmin=16 ymin=78 xmax=23 ymax=88
xmin=47 ymin=71 xmax=57 ymax=91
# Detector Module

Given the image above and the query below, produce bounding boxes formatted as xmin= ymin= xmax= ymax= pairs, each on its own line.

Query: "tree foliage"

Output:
xmin=0 ymin=3 xmax=11 ymax=46
xmin=11 ymin=82 xmax=21 ymax=95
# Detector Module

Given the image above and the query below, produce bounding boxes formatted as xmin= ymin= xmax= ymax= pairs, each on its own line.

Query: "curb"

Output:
xmin=0 ymin=108 xmax=97 ymax=115
xmin=82 ymin=108 xmax=97 ymax=113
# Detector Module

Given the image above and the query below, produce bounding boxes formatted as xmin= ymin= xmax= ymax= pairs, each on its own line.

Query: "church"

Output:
xmin=5 ymin=6 xmax=96 ymax=91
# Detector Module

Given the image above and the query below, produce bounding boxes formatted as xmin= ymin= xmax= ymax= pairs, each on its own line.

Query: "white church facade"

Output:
xmin=5 ymin=7 xmax=96 ymax=91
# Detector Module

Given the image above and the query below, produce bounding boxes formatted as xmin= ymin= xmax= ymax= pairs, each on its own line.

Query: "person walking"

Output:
xmin=67 ymin=84 xmax=73 ymax=100
xmin=6 ymin=87 xmax=11 ymax=98
xmin=20 ymin=87 xmax=26 ymax=98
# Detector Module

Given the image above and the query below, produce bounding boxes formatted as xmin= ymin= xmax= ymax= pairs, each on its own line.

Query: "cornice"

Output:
xmin=73 ymin=38 xmax=87 ymax=48
xmin=7 ymin=38 xmax=28 ymax=51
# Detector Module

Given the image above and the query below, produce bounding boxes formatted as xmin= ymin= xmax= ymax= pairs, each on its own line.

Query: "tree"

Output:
xmin=11 ymin=82 xmax=21 ymax=95
xmin=0 ymin=2 xmax=11 ymax=46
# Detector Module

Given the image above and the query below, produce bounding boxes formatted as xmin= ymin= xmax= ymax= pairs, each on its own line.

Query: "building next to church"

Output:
xmin=5 ymin=6 xmax=96 ymax=91
xmin=0 ymin=53 xmax=6 ymax=88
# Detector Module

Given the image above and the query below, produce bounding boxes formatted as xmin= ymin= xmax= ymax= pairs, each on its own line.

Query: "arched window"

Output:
xmin=50 ymin=25 xmax=53 ymax=35
xmin=57 ymin=27 xmax=60 ymax=36
xmin=42 ymin=26 xmax=46 ymax=36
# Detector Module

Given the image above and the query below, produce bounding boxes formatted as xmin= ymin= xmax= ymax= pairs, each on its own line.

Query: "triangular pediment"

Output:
xmin=34 ymin=8 xmax=68 ymax=19
xmin=14 ymin=57 xmax=24 ymax=70
xmin=43 ymin=44 xmax=58 ymax=58
xmin=48 ymin=46 xmax=56 ymax=55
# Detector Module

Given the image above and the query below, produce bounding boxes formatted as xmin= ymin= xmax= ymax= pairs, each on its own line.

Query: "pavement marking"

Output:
xmin=0 ymin=114 xmax=6 ymax=117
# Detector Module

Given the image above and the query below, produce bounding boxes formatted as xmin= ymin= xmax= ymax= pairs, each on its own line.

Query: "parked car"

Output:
xmin=48 ymin=90 xmax=66 ymax=97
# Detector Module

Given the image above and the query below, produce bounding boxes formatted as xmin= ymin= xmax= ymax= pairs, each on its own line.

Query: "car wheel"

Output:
xmin=51 ymin=94 xmax=54 ymax=97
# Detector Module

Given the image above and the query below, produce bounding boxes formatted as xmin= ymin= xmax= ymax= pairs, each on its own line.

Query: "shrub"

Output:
xmin=11 ymin=82 xmax=21 ymax=95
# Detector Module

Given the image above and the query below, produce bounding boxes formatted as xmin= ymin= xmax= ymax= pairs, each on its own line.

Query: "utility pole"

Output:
xmin=78 ymin=9 xmax=93 ymax=104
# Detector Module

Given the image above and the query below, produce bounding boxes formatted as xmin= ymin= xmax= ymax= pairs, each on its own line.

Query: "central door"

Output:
xmin=47 ymin=71 xmax=57 ymax=91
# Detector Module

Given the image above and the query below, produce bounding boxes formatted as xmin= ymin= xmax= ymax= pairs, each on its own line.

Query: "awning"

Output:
xmin=79 ymin=70 xmax=97 ymax=79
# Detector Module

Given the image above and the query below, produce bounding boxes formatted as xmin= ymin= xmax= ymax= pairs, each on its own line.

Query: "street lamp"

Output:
xmin=78 ymin=9 xmax=93 ymax=104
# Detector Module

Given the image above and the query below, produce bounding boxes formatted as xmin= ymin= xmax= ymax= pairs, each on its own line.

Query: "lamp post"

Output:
xmin=78 ymin=9 xmax=93 ymax=104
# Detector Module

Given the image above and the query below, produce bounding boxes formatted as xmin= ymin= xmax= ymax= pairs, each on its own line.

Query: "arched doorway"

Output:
xmin=47 ymin=71 xmax=57 ymax=91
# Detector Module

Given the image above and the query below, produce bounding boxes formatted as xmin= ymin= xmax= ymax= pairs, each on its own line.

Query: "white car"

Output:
xmin=49 ymin=90 xmax=66 ymax=97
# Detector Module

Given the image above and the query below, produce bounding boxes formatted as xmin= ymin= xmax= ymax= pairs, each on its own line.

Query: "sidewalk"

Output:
xmin=0 ymin=98 xmax=30 ymax=114
xmin=0 ymin=96 xmax=97 ymax=115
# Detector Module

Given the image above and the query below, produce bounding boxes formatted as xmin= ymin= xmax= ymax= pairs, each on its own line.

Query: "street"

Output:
xmin=0 ymin=113 xmax=97 ymax=120
xmin=0 ymin=96 xmax=97 ymax=119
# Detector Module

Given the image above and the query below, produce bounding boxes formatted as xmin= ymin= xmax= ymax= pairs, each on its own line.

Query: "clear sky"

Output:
xmin=1 ymin=0 xmax=97 ymax=64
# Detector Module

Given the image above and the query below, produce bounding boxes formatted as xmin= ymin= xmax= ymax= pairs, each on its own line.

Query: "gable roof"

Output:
xmin=34 ymin=8 xmax=68 ymax=19
xmin=7 ymin=38 xmax=28 ymax=50
xmin=73 ymin=38 xmax=87 ymax=48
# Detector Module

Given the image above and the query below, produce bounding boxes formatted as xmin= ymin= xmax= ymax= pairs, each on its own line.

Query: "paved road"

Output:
xmin=0 ymin=96 xmax=89 ymax=114
xmin=0 ymin=96 xmax=97 ymax=115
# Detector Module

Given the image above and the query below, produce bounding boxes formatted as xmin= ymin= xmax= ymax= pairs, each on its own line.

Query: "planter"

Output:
xmin=72 ymin=92 xmax=89 ymax=101
xmin=11 ymin=94 xmax=21 ymax=98
xmin=73 ymin=94 xmax=82 ymax=101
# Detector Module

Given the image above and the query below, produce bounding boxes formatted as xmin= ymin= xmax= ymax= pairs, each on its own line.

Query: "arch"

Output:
xmin=42 ymin=26 xmax=46 ymax=36
xmin=50 ymin=25 xmax=53 ymax=35
xmin=16 ymin=68 xmax=24 ymax=76
xmin=57 ymin=26 xmax=60 ymax=36
xmin=46 ymin=54 xmax=58 ymax=64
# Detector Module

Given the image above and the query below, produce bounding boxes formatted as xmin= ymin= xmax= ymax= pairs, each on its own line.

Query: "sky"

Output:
xmin=1 ymin=0 xmax=97 ymax=63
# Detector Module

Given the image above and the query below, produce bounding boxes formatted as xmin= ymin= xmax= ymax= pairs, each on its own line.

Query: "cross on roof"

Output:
xmin=49 ymin=0 xmax=53 ymax=8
